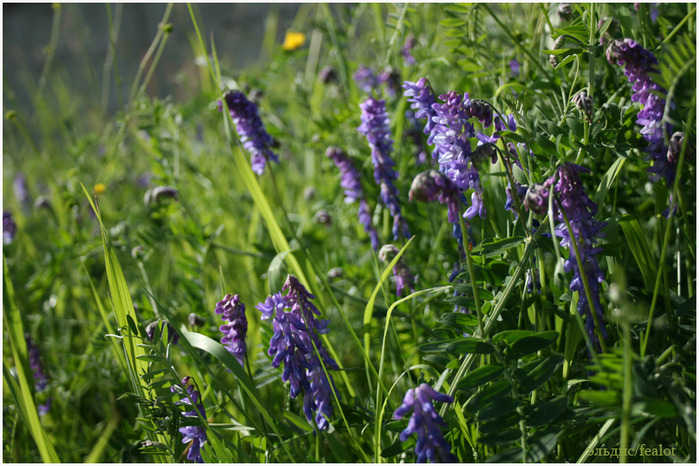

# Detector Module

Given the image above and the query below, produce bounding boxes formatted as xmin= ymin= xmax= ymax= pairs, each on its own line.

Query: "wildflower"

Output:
xmin=523 ymin=181 xmax=553 ymax=216
xmin=256 ymin=275 xmax=339 ymax=431
xmin=402 ymin=34 xmax=417 ymax=66
xmin=13 ymin=173 xmax=30 ymax=207
xmin=326 ymin=146 xmax=380 ymax=249
xmin=215 ymin=294 xmax=248 ymax=365
xmin=573 ymin=91 xmax=594 ymax=124
xmin=667 ymin=131 xmax=689 ymax=164
xmin=93 ymin=183 xmax=106 ymax=194
xmin=378 ymin=67 xmax=402 ymax=97
xmin=358 ymin=98 xmax=411 ymax=240
xmin=405 ymin=110 xmax=429 ymax=165
xmin=354 ymin=65 xmax=379 ymax=93
xmin=172 ymin=377 xmax=207 ymax=463
xmin=379 ymin=244 xmax=416 ymax=296
xmin=3 ymin=211 xmax=16 ymax=244
xmin=557 ymin=3 xmax=573 ymax=21
xmin=25 ymin=335 xmax=48 ymax=392
xmin=607 ymin=39 xmax=675 ymax=186
xmin=318 ymin=66 xmax=338 ymax=84
xmin=403 ymin=78 xmax=437 ymax=135
xmin=409 ymin=170 xmax=461 ymax=226
xmin=509 ymin=58 xmax=520 ymax=77
xmin=548 ymin=164 xmax=607 ymax=345
xmin=223 ymin=90 xmax=279 ymax=175
xmin=145 ymin=320 xmax=180 ymax=345
xmin=393 ymin=383 xmax=457 ymax=463
xmin=282 ymin=31 xmax=305 ymax=51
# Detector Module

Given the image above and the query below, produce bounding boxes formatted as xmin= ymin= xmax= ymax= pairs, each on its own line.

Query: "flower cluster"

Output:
xmin=215 ymin=294 xmax=248 ymax=365
xmin=358 ymin=97 xmax=411 ymax=240
xmin=403 ymin=78 xmax=437 ymax=135
xmin=379 ymin=244 xmax=416 ymax=297
xmin=4 ymin=211 xmax=16 ymax=244
xmin=145 ymin=320 xmax=180 ymax=345
xmin=409 ymin=170 xmax=461 ymax=226
xmin=223 ymin=90 xmax=279 ymax=175
xmin=256 ymin=275 xmax=339 ymax=431
xmin=393 ymin=383 xmax=456 ymax=463
xmin=528 ymin=164 xmax=607 ymax=345
xmin=172 ymin=377 xmax=207 ymax=463
xmin=25 ymin=335 xmax=51 ymax=415
xmin=607 ymin=39 xmax=675 ymax=186
xmin=326 ymin=146 xmax=380 ymax=250
xmin=402 ymin=34 xmax=417 ymax=66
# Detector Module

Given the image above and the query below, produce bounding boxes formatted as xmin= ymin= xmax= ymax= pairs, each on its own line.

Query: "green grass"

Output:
xmin=3 ymin=3 xmax=696 ymax=463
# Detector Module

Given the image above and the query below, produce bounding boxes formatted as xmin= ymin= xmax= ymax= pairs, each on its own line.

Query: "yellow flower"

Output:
xmin=282 ymin=31 xmax=306 ymax=51
xmin=94 ymin=183 xmax=106 ymax=194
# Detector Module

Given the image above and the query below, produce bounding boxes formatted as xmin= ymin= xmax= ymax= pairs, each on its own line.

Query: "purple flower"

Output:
xmin=378 ymin=68 xmax=402 ymax=97
xmin=256 ymin=275 xmax=339 ymax=430
xmin=403 ymin=78 xmax=438 ymax=135
xmin=145 ymin=320 xmax=180 ymax=345
xmin=509 ymin=59 xmax=520 ymax=77
xmin=393 ymin=383 xmax=457 ymax=463
xmin=354 ymin=65 xmax=379 ymax=93
xmin=3 ymin=211 xmax=16 ymax=244
xmin=215 ymin=294 xmax=248 ymax=365
xmin=358 ymin=98 xmax=411 ymax=240
xmin=25 ymin=335 xmax=49 ymax=393
xmin=409 ymin=170 xmax=461 ymax=225
xmin=326 ymin=146 xmax=380 ymax=250
xmin=607 ymin=39 xmax=675 ymax=186
xmin=13 ymin=173 xmax=30 ymax=207
xmin=172 ymin=377 xmax=207 ymax=463
xmin=223 ymin=90 xmax=279 ymax=175
xmin=549 ymin=164 xmax=607 ymax=345
xmin=379 ymin=244 xmax=416 ymax=297
xmin=402 ymin=34 xmax=417 ymax=66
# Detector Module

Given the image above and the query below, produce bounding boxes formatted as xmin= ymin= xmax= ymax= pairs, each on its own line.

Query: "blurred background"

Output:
xmin=3 ymin=3 xmax=303 ymax=113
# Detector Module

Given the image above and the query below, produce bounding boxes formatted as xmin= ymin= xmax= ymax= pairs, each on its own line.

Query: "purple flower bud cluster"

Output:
xmin=215 ymin=294 xmax=248 ymax=365
xmin=4 ymin=211 xmax=16 ymax=244
xmin=409 ymin=170 xmax=461 ymax=226
xmin=25 ymin=334 xmax=51 ymax=416
xmin=172 ymin=377 xmax=207 ymax=463
xmin=256 ymin=275 xmax=339 ymax=431
xmin=379 ymin=244 xmax=416 ymax=297
xmin=326 ymin=146 xmax=380 ymax=250
xmin=223 ymin=90 xmax=279 ymax=175
xmin=145 ymin=320 xmax=180 ymax=345
xmin=392 ymin=383 xmax=457 ymax=463
xmin=402 ymin=34 xmax=417 ymax=66
xmin=358 ymin=98 xmax=411 ymax=240
xmin=539 ymin=164 xmax=608 ymax=344
xmin=607 ymin=39 xmax=675 ymax=186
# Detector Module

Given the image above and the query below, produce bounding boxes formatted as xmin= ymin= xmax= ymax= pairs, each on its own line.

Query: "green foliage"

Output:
xmin=3 ymin=2 xmax=695 ymax=463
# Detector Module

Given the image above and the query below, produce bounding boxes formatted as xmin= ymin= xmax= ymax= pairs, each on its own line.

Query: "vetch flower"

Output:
xmin=215 ymin=294 xmax=248 ymax=365
xmin=409 ymin=170 xmax=461 ymax=226
xmin=354 ymin=65 xmax=379 ymax=93
xmin=358 ymin=98 xmax=411 ymax=240
xmin=256 ymin=275 xmax=339 ymax=431
xmin=326 ymin=146 xmax=380 ymax=249
xmin=3 ymin=211 xmax=16 ymax=244
xmin=402 ymin=34 xmax=417 ymax=66
xmin=405 ymin=110 xmax=429 ymax=165
xmin=403 ymin=77 xmax=437 ymax=135
xmin=392 ymin=383 xmax=457 ymax=463
xmin=172 ymin=377 xmax=207 ymax=463
xmin=573 ymin=91 xmax=594 ymax=124
xmin=548 ymin=164 xmax=608 ymax=346
xmin=223 ymin=90 xmax=279 ymax=175
xmin=145 ymin=320 xmax=180 ymax=345
xmin=607 ymin=39 xmax=675 ymax=186
xmin=25 ymin=334 xmax=51 ymax=416
xmin=379 ymin=244 xmax=416 ymax=297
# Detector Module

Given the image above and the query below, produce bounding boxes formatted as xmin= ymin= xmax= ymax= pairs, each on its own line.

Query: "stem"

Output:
xmin=459 ymin=213 xmax=484 ymax=337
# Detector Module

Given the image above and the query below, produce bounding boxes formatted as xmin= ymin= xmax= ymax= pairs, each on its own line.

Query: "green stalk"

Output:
xmin=37 ymin=4 xmax=63 ymax=99
xmin=458 ymin=213 xmax=484 ymax=337
xmin=620 ymin=319 xmax=633 ymax=463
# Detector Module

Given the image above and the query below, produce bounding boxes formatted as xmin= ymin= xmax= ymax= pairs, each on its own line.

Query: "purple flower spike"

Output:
xmin=358 ymin=98 xmax=411 ymax=240
xmin=25 ymin=335 xmax=49 ymax=393
xmin=607 ymin=39 xmax=676 ymax=186
xmin=379 ymin=244 xmax=416 ymax=297
xmin=215 ymin=294 xmax=248 ymax=365
xmin=354 ymin=65 xmax=379 ymax=93
xmin=548 ymin=164 xmax=608 ymax=346
xmin=4 ymin=211 xmax=17 ymax=244
xmin=172 ymin=377 xmax=207 ymax=463
xmin=256 ymin=275 xmax=339 ymax=431
xmin=403 ymin=78 xmax=438 ymax=135
xmin=223 ymin=90 xmax=279 ymax=175
xmin=326 ymin=146 xmax=380 ymax=250
xmin=402 ymin=34 xmax=417 ymax=66
xmin=393 ymin=383 xmax=457 ymax=463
